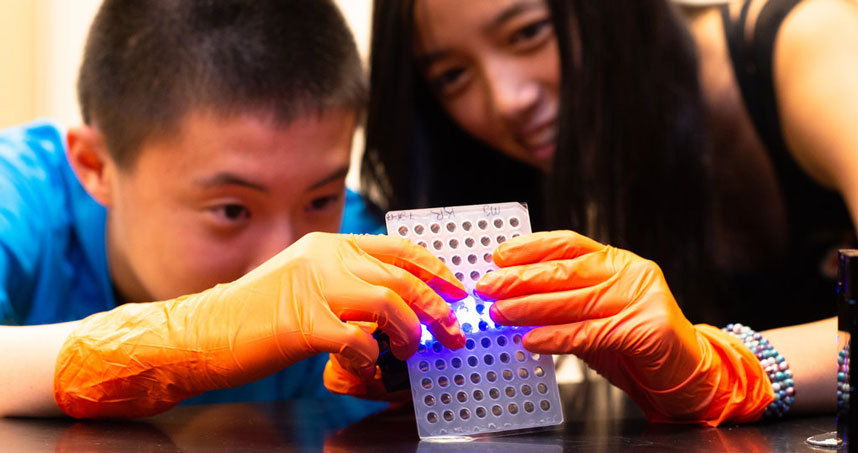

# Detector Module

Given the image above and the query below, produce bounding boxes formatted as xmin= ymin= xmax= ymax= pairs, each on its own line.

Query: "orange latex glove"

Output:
xmin=323 ymin=324 xmax=413 ymax=402
xmin=475 ymin=230 xmax=774 ymax=426
xmin=54 ymin=232 xmax=467 ymax=418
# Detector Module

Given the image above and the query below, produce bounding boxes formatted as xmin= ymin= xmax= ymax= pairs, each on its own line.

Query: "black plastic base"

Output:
xmin=373 ymin=330 xmax=411 ymax=393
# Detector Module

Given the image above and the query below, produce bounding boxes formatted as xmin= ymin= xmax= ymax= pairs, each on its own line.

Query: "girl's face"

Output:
xmin=413 ymin=0 xmax=560 ymax=172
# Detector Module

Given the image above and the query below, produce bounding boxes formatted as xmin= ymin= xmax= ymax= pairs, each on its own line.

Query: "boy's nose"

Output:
xmin=247 ymin=220 xmax=298 ymax=272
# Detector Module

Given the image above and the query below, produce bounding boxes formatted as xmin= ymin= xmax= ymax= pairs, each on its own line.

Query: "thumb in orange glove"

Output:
xmin=54 ymin=232 xmax=467 ymax=418
xmin=323 ymin=323 xmax=414 ymax=402
xmin=475 ymin=230 xmax=774 ymax=426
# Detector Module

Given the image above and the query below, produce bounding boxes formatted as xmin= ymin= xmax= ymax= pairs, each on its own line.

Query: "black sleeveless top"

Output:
xmin=716 ymin=0 xmax=854 ymax=329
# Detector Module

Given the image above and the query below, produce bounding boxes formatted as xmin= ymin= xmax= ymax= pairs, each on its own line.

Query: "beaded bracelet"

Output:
xmin=838 ymin=342 xmax=850 ymax=412
xmin=722 ymin=323 xmax=795 ymax=419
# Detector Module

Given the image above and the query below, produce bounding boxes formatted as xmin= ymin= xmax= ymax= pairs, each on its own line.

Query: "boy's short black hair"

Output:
xmin=78 ymin=0 xmax=364 ymax=167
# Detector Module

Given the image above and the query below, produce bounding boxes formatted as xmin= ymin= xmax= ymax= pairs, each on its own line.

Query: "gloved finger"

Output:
xmin=327 ymin=356 xmax=378 ymax=385
xmin=521 ymin=322 xmax=642 ymax=393
xmin=324 ymin=353 xmax=374 ymax=394
xmin=326 ymin=281 xmax=422 ymax=360
xmin=305 ymin=312 xmax=381 ymax=376
xmin=335 ymin=321 xmax=380 ymax=379
xmin=324 ymin=354 xmax=412 ymax=402
xmin=351 ymin=321 xmax=378 ymax=335
xmin=525 ymin=317 xmax=703 ymax=394
xmin=488 ymin=276 xmax=628 ymax=326
xmin=523 ymin=304 xmax=684 ymax=365
xmin=352 ymin=234 xmax=468 ymax=301
xmin=350 ymin=261 xmax=465 ymax=352
xmin=521 ymin=319 xmax=620 ymax=355
xmin=492 ymin=230 xmax=606 ymax=267
xmin=476 ymin=248 xmax=615 ymax=299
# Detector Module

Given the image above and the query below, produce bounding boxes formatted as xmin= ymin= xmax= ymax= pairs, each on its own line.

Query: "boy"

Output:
xmin=0 ymin=0 xmax=465 ymax=418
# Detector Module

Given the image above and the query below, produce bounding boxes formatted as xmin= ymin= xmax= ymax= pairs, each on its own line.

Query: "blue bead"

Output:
xmin=478 ymin=320 xmax=488 ymax=332
xmin=462 ymin=323 xmax=472 ymax=333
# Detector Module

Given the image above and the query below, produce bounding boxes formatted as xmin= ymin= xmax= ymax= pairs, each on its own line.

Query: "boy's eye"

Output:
xmin=213 ymin=204 xmax=251 ymax=222
xmin=510 ymin=19 xmax=552 ymax=48
xmin=305 ymin=194 xmax=342 ymax=213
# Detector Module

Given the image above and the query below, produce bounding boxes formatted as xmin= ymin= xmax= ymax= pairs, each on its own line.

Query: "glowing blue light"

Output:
xmin=420 ymin=325 xmax=433 ymax=344
xmin=419 ymin=294 xmax=509 ymax=345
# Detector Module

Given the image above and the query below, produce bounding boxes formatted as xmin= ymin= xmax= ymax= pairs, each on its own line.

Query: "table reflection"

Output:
xmin=0 ymin=376 xmax=837 ymax=452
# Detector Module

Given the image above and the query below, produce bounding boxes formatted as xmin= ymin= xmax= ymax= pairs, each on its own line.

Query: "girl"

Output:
xmin=326 ymin=0 xmax=858 ymax=425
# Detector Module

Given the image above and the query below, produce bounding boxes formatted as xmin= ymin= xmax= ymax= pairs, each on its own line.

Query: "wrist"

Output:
xmin=54 ymin=300 xmax=201 ymax=418
xmin=54 ymin=289 xmax=259 ymax=418
xmin=721 ymin=323 xmax=794 ymax=419
xmin=624 ymin=325 xmax=775 ymax=426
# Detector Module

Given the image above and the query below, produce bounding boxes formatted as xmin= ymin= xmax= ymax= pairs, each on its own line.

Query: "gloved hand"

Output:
xmin=475 ymin=230 xmax=774 ymax=426
xmin=54 ymin=232 xmax=467 ymax=418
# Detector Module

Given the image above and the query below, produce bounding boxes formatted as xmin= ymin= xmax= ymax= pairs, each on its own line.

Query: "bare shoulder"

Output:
xmin=779 ymin=0 xmax=858 ymax=47
xmin=776 ymin=0 xmax=858 ymax=72
xmin=776 ymin=0 xmax=858 ymax=94
xmin=773 ymin=0 xmax=858 ymax=192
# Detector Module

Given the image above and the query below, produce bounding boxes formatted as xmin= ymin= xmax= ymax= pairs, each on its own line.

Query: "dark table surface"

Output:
xmin=0 ymin=377 xmax=840 ymax=452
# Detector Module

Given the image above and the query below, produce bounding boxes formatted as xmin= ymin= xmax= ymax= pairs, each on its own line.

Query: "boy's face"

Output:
xmin=105 ymin=109 xmax=355 ymax=302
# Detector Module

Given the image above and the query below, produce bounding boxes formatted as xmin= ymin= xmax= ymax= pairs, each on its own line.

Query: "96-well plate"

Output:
xmin=385 ymin=202 xmax=563 ymax=438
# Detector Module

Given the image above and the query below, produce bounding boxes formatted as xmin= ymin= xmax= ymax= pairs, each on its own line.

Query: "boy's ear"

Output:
xmin=67 ymin=125 xmax=117 ymax=207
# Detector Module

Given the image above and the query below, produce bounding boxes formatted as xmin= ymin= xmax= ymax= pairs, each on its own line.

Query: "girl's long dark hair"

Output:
xmin=362 ymin=0 xmax=717 ymax=323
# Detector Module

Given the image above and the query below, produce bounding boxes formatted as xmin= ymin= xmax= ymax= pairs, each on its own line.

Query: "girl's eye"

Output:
xmin=432 ymin=67 xmax=467 ymax=93
xmin=306 ymin=194 xmax=341 ymax=213
xmin=214 ymin=204 xmax=251 ymax=222
xmin=510 ymin=19 xmax=552 ymax=47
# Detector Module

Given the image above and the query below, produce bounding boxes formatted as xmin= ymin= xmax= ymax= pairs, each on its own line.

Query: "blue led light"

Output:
xmin=420 ymin=294 xmax=509 ymax=345
xmin=420 ymin=325 xmax=433 ymax=344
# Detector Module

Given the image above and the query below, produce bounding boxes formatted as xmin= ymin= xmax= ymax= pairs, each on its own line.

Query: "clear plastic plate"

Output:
xmin=386 ymin=202 xmax=564 ymax=439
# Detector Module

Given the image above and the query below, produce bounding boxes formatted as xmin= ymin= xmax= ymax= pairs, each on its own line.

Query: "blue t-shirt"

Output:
xmin=0 ymin=119 xmax=386 ymax=413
